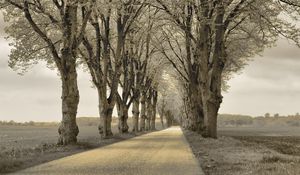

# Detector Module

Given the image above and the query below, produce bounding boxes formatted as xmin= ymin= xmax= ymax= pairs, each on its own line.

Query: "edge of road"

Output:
xmin=180 ymin=127 xmax=206 ymax=175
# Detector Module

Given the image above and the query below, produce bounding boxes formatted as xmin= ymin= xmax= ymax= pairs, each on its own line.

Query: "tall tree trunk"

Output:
xmin=132 ymin=95 xmax=140 ymax=133
xmin=204 ymin=97 xmax=221 ymax=138
xmin=146 ymin=116 xmax=151 ymax=131
xmin=202 ymin=62 xmax=223 ymax=138
xmin=139 ymin=92 xmax=146 ymax=131
xmin=96 ymin=11 xmax=124 ymax=139
xmin=160 ymin=113 xmax=165 ymax=129
xmin=145 ymin=93 xmax=152 ymax=131
xmin=98 ymin=106 xmax=114 ymax=138
xmin=150 ymin=107 xmax=156 ymax=130
xmin=159 ymin=98 xmax=166 ymax=128
xmin=186 ymin=78 xmax=205 ymax=133
xmin=106 ymin=105 xmax=114 ymax=136
xmin=58 ymin=63 xmax=79 ymax=145
xmin=150 ymin=90 xmax=158 ymax=130
xmin=182 ymin=96 xmax=191 ymax=129
xmin=205 ymin=2 xmax=227 ymax=138
xmin=57 ymin=4 xmax=80 ymax=145
xmin=182 ymin=3 xmax=205 ymax=133
xmin=117 ymin=102 xmax=129 ymax=133
xmin=202 ymin=3 xmax=225 ymax=138
xmin=98 ymin=89 xmax=114 ymax=139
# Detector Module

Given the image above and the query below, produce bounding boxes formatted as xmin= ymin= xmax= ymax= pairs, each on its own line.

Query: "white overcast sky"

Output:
xmin=220 ymin=39 xmax=300 ymax=117
xmin=1 ymin=15 xmax=300 ymax=122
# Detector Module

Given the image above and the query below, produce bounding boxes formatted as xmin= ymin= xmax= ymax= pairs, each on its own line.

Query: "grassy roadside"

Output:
xmin=0 ymin=133 xmax=140 ymax=174
xmin=184 ymin=130 xmax=300 ymax=175
xmin=0 ymin=118 xmax=164 ymax=174
xmin=0 ymin=134 xmax=131 ymax=174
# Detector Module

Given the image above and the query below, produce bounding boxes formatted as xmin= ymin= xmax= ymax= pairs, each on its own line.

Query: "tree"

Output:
xmin=156 ymin=68 xmax=183 ymax=127
xmin=130 ymin=29 xmax=149 ymax=132
xmin=150 ymin=89 xmax=158 ymax=130
xmin=265 ymin=113 xmax=271 ymax=118
xmin=115 ymin=3 xmax=157 ymax=133
xmin=79 ymin=0 xmax=146 ymax=138
xmin=154 ymin=0 xmax=300 ymax=138
xmin=1 ymin=0 xmax=92 ymax=145
xmin=165 ymin=110 xmax=175 ymax=127
xmin=3 ymin=0 xmax=300 ymax=142
xmin=157 ymin=91 xmax=166 ymax=129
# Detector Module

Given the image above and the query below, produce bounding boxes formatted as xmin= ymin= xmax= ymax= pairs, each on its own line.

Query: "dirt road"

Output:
xmin=10 ymin=127 xmax=203 ymax=175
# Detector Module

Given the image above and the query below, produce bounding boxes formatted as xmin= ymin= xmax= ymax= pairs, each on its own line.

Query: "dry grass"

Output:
xmin=0 ymin=140 xmax=116 ymax=174
xmin=0 ymin=133 xmax=144 ymax=174
xmin=235 ymin=136 xmax=300 ymax=156
xmin=0 ymin=118 xmax=164 ymax=174
xmin=184 ymin=128 xmax=300 ymax=175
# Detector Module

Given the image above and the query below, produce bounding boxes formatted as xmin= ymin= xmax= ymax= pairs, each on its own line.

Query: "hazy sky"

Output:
xmin=220 ymin=40 xmax=300 ymax=117
xmin=1 ymin=15 xmax=300 ymax=122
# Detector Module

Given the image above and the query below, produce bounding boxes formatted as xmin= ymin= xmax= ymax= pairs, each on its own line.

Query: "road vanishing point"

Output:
xmin=10 ymin=126 xmax=204 ymax=175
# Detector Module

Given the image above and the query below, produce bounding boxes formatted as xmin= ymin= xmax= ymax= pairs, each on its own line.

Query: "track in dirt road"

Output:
xmin=9 ymin=127 xmax=204 ymax=175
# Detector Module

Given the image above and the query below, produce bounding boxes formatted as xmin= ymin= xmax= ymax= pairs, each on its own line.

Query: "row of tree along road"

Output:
xmin=1 ymin=0 xmax=300 ymax=145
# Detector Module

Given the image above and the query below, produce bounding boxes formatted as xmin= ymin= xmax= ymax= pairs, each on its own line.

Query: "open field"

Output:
xmin=185 ymin=126 xmax=300 ymax=175
xmin=0 ymin=125 xmax=100 ymax=149
xmin=0 ymin=125 xmax=103 ymax=174
xmin=0 ymin=117 xmax=164 ymax=174
xmin=0 ymin=117 xmax=165 ymax=148
xmin=219 ymin=126 xmax=300 ymax=137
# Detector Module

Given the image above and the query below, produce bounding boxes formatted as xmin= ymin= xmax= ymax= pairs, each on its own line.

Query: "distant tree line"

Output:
xmin=0 ymin=120 xmax=58 ymax=126
xmin=218 ymin=113 xmax=300 ymax=127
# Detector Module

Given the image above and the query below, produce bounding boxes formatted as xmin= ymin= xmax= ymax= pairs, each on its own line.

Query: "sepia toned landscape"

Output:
xmin=1 ymin=0 xmax=300 ymax=175
xmin=190 ymin=114 xmax=300 ymax=175
xmin=0 ymin=118 xmax=165 ymax=173
xmin=3 ymin=115 xmax=300 ymax=174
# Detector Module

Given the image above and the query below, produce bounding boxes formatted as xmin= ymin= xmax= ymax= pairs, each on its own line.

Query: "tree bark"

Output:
xmin=139 ymin=92 xmax=146 ymax=131
xmin=132 ymin=61 xmax=141 ymax=133
xmin=160 ymin=115 xmax=165 ymax=129
xmin=57 ymin=3 xmax=80 ymax=145
xmin=145 ymin=92 xmax=152 ymax=131
xmin=204 ymin=97 xmax=220 ymax=138
xmin=117 ymin=102 xmax=129 ymax=133
xmin=106 ymin=107 xmax=114 ymax=137
xmin=184 ymin=76 xmax=205 ymax=133
xmin=98 ymin=89 xmax=114 ymax=139
xmin=97 ymin=12 xmax=124 ymax=139
xmin=98 ymin=107 xmax=114 ymax=139
xmin=159 ymin=97 xmax=167 ymax=128
xmin=132 ymin=95 xmax=140 ymax=133
xmin=57 ymin=63 xmax=79 ymax=145
xmin=150 ymin=90 xmax=158 ymax=130
xmin=201 ymin=3 xmax=225 ymax=138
